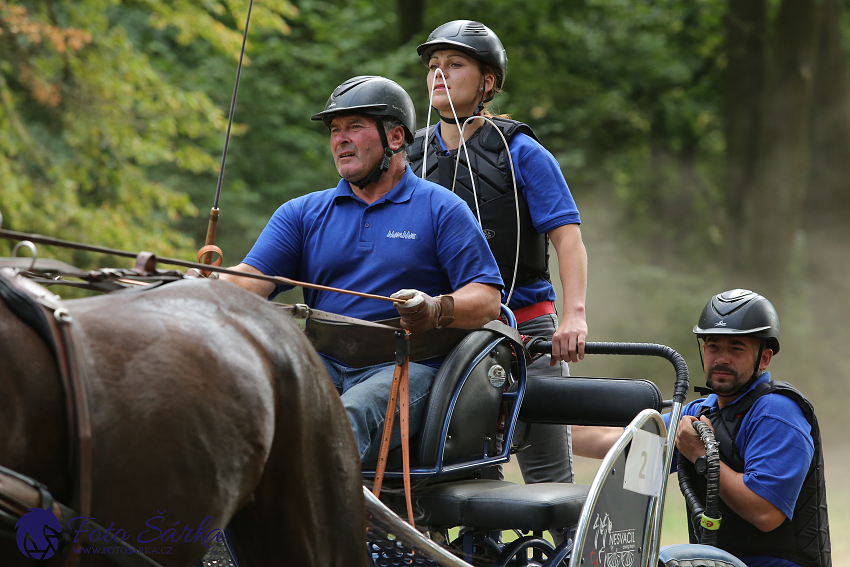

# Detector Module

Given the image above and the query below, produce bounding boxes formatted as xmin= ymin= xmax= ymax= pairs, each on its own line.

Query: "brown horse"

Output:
xmin=0 ymin=275 xmax=366 ymax=567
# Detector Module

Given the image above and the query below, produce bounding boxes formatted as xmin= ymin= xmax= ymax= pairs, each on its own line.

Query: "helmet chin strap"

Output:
xmin=350 ymin=117 xmax=402 ymax=190
xmin=437 ymin=85 xmax=492 ymax=124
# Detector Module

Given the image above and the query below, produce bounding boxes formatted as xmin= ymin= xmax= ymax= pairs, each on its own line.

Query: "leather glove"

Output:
xmin=185 ymin=268 xmax=219 ymax=279
xmin=391 ymin=289 xmax=455 ymax=334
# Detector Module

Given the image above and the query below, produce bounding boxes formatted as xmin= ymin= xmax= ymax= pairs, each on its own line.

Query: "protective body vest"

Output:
xmin=687 ymin=381 xmax=831 ymax=567
xmin=408 ymin=118 xmax=550 ymax=289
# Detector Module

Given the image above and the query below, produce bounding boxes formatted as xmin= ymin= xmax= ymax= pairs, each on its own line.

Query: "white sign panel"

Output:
xmin=623 ymin=428 xmax=664 ymax=497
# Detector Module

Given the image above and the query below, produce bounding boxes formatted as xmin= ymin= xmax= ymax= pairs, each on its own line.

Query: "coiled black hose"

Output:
xmin=677 ymin=420 xmax=722 ymax=545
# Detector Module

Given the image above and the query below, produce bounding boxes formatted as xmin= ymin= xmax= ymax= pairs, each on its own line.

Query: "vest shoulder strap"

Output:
xmin=712 ymin=380 xmax=816 ymax=470
xmin=409 ymin=126 xmax=433 ymax=163
xmin=479 ymin=117 xmax=539 ymax=151
xmin=409 ymin=119 xmax=540 ymax=159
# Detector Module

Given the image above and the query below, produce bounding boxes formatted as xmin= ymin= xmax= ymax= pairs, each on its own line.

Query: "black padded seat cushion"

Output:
xmin=519 ymin=376 xmax=663 ymax=426
xmin=462 ymin=482 xmax=590 ymax=531
xmin=412 ymin=480 xmax=510 ymax=527
xmin=414 ymin=480 xmax=589 ymax=531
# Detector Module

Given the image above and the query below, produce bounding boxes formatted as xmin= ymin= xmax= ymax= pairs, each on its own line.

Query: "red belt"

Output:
xmin=513 ymin=301 xmax=556 ymax=325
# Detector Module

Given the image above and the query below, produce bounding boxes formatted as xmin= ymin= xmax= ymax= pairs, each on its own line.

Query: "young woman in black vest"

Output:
xmin=409 ymin=20 xmax=588 ymax=490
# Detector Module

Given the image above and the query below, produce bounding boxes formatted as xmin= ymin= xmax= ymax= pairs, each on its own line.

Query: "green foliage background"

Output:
xmin=0 ymin=0 xmax=731 ymax=264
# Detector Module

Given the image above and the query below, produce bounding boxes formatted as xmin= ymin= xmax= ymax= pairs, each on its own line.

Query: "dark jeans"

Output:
xmin=322 ymin=357 xmax=437 ymax=462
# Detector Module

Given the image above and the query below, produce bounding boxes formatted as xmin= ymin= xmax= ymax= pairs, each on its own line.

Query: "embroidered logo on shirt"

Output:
xmin=386 ymin=230 xmax=417 ymax=240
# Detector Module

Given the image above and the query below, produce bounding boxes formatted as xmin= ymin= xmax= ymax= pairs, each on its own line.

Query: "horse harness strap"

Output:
xmin=372 ymin=331 xmax=416 ymax=527
xmin=0 ymin=272 xmax=95 ymax=566
xmin=0 ymin=272 xmax=173 ymax=567
xmin=0 ymin=464 xmax=63 ymax=534
xmin=0 ymin=466 xmax=164 ymax=567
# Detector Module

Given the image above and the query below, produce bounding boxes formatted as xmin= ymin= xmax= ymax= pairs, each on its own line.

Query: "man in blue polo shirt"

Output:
xmin=672 ymin=290 xmax=829 ymax=567
xmin=220 ymin=76 xmax=503 ymax=463
xmin=573 ymin=290 xmax=830 ymax=567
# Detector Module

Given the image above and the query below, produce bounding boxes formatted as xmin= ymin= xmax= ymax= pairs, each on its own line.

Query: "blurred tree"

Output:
xmin=801 ymin=0 xmax=850 ymax=405
xmin=726 ymin=0 xmax=822 ymax=298
xmin=398 ymin=0 xmax=424 ymax=45
xmin=0 ymin=0 xmax=293 ymax=267
xmin=806 ymin=0 xmax=850 ymax=223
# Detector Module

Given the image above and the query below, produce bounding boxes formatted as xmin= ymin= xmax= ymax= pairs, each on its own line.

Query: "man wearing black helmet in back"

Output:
xmin=671 ymin=289 xmax=830 ymax=567
xmin=221 ymin=76 xmax=503 ymax=462
xmin=574 ymin=289 xmax=830 ymax=567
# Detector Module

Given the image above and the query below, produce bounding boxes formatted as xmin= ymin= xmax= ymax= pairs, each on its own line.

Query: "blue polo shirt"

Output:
xmin=665 ymin=372 xmax=814 ymax=567
xmin=434 ymin=125 xmax=581 ymax=309
xmin=243 ymin=166 xmax=503 ymax=322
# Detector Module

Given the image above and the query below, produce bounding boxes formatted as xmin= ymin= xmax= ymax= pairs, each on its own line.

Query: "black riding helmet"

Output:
xmin=417 ymin=20 xmax=508 ymax=91
xmin=693 ymin=289 xmax=780 ymax=353
xmin=693 ymin=289 xmax=780 ymax=393
xmin=311 ymin=76 xmax=416 ymax=188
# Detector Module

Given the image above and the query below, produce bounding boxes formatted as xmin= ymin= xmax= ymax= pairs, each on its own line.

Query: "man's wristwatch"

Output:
xmin=694 ymin=455 xmax=708 ymax=475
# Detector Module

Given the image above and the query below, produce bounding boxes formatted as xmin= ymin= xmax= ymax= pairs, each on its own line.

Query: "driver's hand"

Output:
xmin=185 ymin=268 xmax=218 ymax=279
xmin=391 ymin=289 xmax=454 ymax=333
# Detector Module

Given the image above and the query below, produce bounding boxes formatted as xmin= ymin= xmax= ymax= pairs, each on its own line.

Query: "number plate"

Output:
xmin=623 ymin=428 xmax=663 ymax=497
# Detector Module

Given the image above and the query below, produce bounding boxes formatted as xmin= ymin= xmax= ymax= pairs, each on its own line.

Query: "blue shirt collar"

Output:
xmin=702 ymin=371 xmax=771 ymax=411
xmin=332 ymin=166 xmax=418 ymax=205
xmin=434 ymin=123 xmax=449 ymax=153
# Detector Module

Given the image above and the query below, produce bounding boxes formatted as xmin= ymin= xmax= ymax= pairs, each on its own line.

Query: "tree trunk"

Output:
xmin=729 ymin=0 xmax=821 ymax=298
xmin=724 ymin=0 xmax=768 ymax=260
xmin=803 ymin=0 xmax=850 ymax=403
xmin=806 ymin=0 xmax=850 ymax=222
xmin=397 ymin=0 xmax=425 ymax=46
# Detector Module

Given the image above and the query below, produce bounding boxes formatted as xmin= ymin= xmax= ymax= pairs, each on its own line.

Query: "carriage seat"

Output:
xmin=366 ymin=324 xmax=664 ymax=537
xmin=406 ymin=479 xmax=590 ymax=532
xmin=363 ymin=326 xmax=665 ymax=477
xmin=397 ymin=376 xmax=661 ymax=531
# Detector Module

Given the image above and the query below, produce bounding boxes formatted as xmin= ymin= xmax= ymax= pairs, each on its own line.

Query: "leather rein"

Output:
xmin=0 ymin=228 xmax=405 ymax=305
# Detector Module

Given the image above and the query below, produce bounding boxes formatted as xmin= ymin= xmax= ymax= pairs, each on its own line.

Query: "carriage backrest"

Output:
xmin=417 ymin=328 xmax=517 ymax=467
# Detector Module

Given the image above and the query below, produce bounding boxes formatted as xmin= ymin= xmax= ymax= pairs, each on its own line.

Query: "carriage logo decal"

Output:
xmin=15 ymin=508 xmax=62 ymax=560
xmin=589 ymin=513 xmax=637 ymax=567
